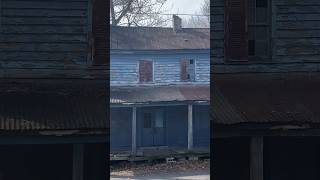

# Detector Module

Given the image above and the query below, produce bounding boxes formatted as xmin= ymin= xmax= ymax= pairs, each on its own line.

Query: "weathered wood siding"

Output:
xmin=110 ymin=50 xmax=210 ymax=85
xmin=212 ymin=0 xmax=320 ymax=73
xmin=0 ymin=0 xmax=107 ymax=79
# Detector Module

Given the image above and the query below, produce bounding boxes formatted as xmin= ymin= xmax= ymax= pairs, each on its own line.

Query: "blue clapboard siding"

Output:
xmin=110 ymin=107 xmax=132 ymax=152
xmin=212 ymin=0 xmax=320 ymax=73
xmin=0 ymin=0 xmax=91 ymax=75
xmin=110 ymin=49 xmax=210 ymax=85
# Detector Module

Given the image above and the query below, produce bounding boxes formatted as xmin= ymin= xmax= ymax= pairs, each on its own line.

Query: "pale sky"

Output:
xmin=163 ymin=0 xmax=205 ymax=14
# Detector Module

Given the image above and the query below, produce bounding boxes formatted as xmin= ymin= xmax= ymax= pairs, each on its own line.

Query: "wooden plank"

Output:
xmin=277 ymin=5 xmax=320 ymax=14
xmin=276 ymin=30 xmax=320 ymax=38
xmin=0 ymin=42 xmax=87 ymax=52
xmin=250 ymin=137 xmax=263 ymax=180
xmin=0 ymin=67 xmax=109 ymax=79
xmin=277 ymin=14 xmax=320 ymax=21
xmin=0 ymin=52 xmax=87 ymax=62
xmin=212 ymin=63 xmax=320 ymax=73
xmin=276 ymin=46 xmax=320 ymax=56
xmin=132 ymin=106 xmax=137 ymax=155
xmin=2 ymin=17 xmax=87 ymax=25
xmin=1 ymin=34 xmax=87 ymax=43
xmin=73 ymin=144 xmax=84 ymax=180
xmin=2 ymin=1 xmax=88 ymax=10
xmin=2 ymin=9 xmax=87 ymax=17
xmin=275 ymin=0 xmax=320 ymax=5
xmin=188 ymin=104 xmax=193 ymax=150
xmin=277 ymin=21 xmax=320 ymax=30
xmin=2 ymin=25 xmax=87 ymax=34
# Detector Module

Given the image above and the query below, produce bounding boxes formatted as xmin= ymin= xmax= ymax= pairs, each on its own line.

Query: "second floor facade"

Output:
xmin=111 ymin=49 xmax=210 ymax=86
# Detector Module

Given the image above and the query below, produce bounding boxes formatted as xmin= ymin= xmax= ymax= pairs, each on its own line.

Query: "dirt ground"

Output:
xmin=110 ymin=159 xmax=210 ymax=180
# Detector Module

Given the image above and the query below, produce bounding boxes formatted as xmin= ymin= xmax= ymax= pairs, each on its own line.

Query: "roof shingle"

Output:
xmin=111 ymin=26 xmax=210 ymax=50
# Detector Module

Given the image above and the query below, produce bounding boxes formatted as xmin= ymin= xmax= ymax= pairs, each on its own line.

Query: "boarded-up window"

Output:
xmin=225 ymin=0 xmax=248 ymax=61
xmin=180 ymin=59 xmax=195 ymax=81
xmin=139 ymin=60 xmax=153 ymax=83
xmin=92 ymin=0 xmax=108 ymax=65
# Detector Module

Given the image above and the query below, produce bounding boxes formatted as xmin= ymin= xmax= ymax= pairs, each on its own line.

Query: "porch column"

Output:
xmin=132 ymin=106 xmax=137 ymax=155
xmin=250 ymin=136 xmax=264 ymax=180
xmin=73 ymin=144 xmax=84 ymax=180
xmin=188 ymin=104 xmax=193 ymax=150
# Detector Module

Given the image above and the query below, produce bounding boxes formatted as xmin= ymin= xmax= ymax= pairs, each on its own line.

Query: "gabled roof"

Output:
xmin=110 ymin=26 xmax=210 ymax=50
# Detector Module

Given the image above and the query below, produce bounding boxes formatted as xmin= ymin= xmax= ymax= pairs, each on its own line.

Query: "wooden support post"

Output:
xmin=250 ymin=136 xmax=264 ymax=180
xmin=73 ymin=144 xmax=84 ymax=180
xmin=188 ymin=104 xmax=193 ymax=150
xmin=132 ymin=106 xmax=137 ymax=155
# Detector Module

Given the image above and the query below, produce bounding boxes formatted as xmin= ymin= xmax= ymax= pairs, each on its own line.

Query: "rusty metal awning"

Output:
xmin=0 ymin=92 xmax=107 ymax=132
xmin=213 ymin=73 xmax=320 ymax=125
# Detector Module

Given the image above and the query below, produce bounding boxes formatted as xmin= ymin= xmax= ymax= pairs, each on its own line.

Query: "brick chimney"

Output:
xmin=172 ymin=15 xmax=182 ymax=32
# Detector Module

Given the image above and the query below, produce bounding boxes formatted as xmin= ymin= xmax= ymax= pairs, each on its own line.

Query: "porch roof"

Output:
xmin=0 ymin=81 xmax=107 ymax=133
xmin=110 ymin=85 xmax=210 ymax=105
xmin=214 ymin=73 xmax=320 ymax=125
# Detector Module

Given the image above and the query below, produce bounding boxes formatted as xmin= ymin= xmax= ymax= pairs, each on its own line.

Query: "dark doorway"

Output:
xmin=0 ymin=144 xmax=73 ymax=180
xmin=213 ymin=137 xmax=250 ymax=180
xmin=140 ymin=108 xmax=166 ymax=147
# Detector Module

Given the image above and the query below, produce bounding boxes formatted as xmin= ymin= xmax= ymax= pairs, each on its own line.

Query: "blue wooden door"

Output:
xmin=153 ymin=111 xmax=165 ymax=146
xmin=141 ymin=109 xmax=166 ymax=147
xmin=142 ymin=112 xmax=154 ymax=147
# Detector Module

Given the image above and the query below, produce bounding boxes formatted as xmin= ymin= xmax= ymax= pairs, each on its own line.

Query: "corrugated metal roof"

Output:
xmin=110 ymin=85 xmax=209 ymax=104
xmin=110 ymin=26 xmax=210 ymax=50
xmin=213 ymin=73 xmax=320 ymax=125
xmin=212 ymin=87 xmax=246 ymax=124
xmin=0 ymin=93 xmax=107 ymax=131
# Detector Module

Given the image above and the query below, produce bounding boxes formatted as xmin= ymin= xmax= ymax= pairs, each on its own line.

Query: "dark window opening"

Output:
xmin=249 ymin=40 xmax=255 ymax=56
xmin=143 ymin=113 xmax=152 ymax=128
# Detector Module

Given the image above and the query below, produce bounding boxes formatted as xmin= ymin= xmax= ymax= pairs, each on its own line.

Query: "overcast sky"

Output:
xmin=163 ymin=0 xmax=205 ymax=14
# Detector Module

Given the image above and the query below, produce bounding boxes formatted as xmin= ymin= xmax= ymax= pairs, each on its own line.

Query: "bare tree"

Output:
xmin=201 ymin=0 xmax=210 ymax=16
xmin=184 ymin=0 xmax=209 ymax=28
xmin=110 ymin=0 xmax=170 ymax=27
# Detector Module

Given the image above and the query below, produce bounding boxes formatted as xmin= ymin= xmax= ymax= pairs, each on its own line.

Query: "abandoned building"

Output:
xmin=110 ymin=16 xmax=210 ymax=159
xmin=212 ymin=0 xmax=320 ymax=180
xmin=0 ymin=0 xmax=107 ymax=179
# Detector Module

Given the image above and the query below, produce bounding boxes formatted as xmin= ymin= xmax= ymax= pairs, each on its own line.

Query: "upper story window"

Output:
xmin=225 ymin=0 xmax=271 ymax=62
xmin=180 ymin=59 xmax=195 ymax=82
xmin=139 ymin=60 xmax=153 ymax=83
